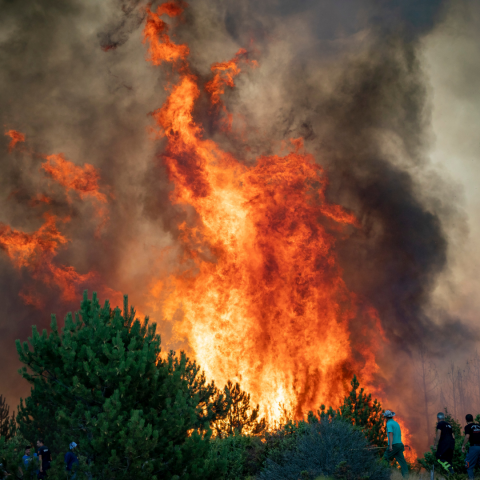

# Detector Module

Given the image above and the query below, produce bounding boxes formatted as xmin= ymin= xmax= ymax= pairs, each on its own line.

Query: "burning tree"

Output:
xmin=15 ymin=292 xmax=229 ymax=480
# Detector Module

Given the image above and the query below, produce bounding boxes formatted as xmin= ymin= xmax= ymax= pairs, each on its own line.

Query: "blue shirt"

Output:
xmin=386 ymin=419 xmax=402 ymax=445
xmin=22 ymin=453 xmax=39 ymax=473
xmin=64 ymin=451 xmax=79 ymax=471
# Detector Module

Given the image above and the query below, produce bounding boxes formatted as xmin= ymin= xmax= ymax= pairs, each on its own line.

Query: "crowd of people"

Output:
xmin=384 ymin=410 xmax=480 ymax=479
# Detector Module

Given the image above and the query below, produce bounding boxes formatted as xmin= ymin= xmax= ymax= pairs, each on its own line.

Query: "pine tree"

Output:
xmin=0 ymin=395 xmax=16 ymax=440
xmin=211 ymin=381 xmax=267 ymax=437
xmin=310 ymin=376 xmax=387 ymax=448
xmin=338 ymin=375 xmax=386 ymax=448
xmin=15 ymin=291 xmax=229 ymax=480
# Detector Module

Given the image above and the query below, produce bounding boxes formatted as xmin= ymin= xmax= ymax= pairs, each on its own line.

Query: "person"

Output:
xmin=22 ymin=445 xmax=39 ymax=476
xmin=383 ymin=410 xmax=409 ymax=478
xmin=462 ymin=414 xmax=480 ymax=480
xmin=433 ymin=412 xmax=455 ymax=474
xmin=36 ymin=439 xmax=52 ymax=478
xmin=64 ymin=442 xmax=79 ymax=479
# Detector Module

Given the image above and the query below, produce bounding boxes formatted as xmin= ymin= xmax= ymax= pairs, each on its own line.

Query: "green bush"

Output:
xmin=257 ymin=418 xmax=389 ymax=480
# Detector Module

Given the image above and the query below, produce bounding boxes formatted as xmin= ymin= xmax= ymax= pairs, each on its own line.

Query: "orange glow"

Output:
xmin=205 ymin=48 xmax=257 ymax=130
xmin=41 ymin=153 xmax=108 ymax=228
xmin=144 ymin=3 xmax=384 ymax=421
xmin=0 ymin=214 xmax=94 ymax=303
xmin=396 ymin=417 xmax=417 ymax=462
xmin=142 ymin=3 xmax=189 ymax=66
xmin=5 ymin=129 xmax=25 ymax=152
xmin=30 ymin=194 xmax=52 ymax=207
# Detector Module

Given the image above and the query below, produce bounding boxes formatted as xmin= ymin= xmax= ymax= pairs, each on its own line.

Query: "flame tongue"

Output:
xmin=144 ymin=4 xmax=382 ymax=420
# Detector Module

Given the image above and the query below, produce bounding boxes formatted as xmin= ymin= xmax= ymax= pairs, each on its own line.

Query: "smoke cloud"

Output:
xmin=1 ymin=0 xmax=479 ymax=450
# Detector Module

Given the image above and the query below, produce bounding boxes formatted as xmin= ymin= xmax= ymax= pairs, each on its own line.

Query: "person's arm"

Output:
xmin=462 ymin=433 xmax=470 ymax=453
xmin=388 ymin=432 xmax=393 ymax=450
xmin=433 ymin=429 xmax=441 ymax=448
xmin=38 ymin=453 xmax=43 ymax=473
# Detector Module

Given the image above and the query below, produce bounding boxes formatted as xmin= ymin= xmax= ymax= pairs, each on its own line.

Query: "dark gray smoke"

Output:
xmin=0 ymin=0 xmax=478 ymax=451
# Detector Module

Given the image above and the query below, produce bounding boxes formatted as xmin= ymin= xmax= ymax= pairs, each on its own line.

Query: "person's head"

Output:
xmin=383 ymin=409 xmax=396 ymax=420
xmin=36 ymin=439 xmax=44 ymax=447
xmin=437 ymin=412 xmax=445 ymax=421
xmin=24 ymin=446 xmax=31 ymax=456
xmin=70 ymin=442 xmax=78 ymax=451
xmin=466 ymin=414 xmax=474 ymax=423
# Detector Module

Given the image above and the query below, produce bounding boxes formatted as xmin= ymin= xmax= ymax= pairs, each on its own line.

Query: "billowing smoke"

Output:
xmin=1 ymin=0 xmax=479 ymax=452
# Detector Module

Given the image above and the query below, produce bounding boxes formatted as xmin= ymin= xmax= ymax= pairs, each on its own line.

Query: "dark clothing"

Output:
xmin=435 ymin=445 xmax=454 ymax=473
xmin=436 ymin=421 xmax=455 ymax=474
xmin=384 ymin=443 xmax=409 ymax=478
xmin=437 ymin=421 xmax=455 ymax=445
xmin=465 ymin=423 xmax=480 ymax=445
xmin=465 ymin=445 xmax=480 ymax=479
xmin=64 ymin=451 xmax=79 ymax=471
xmin=37 ymin=445 xmax=51 ymax=477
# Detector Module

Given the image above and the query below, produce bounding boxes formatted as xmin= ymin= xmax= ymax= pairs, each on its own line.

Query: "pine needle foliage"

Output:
xmin=0 ymin=395 xmax=16 ymax=441
xmin=211 ymin=380 xmax=267 ymax=437
xmin=309 ymin=375 xmax=387 ymax=448
xmin=15 ymin=291 xmax=229 ymax=480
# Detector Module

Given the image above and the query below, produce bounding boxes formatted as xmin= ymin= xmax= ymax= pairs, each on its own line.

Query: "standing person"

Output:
xmin=383 ymin=410 xmax=409 ymax=478
xmin=36 ymin=439 xmax=52 ymax=479
xmin=433 ymin=412 xmax=455 ymax=474
xmin=64 ymin=442 xmax=79 ymax=479
xmin=462 ymin=414 xmax=480 ymax=480
xmin=22 ymin=446 xmax=39 ymax=477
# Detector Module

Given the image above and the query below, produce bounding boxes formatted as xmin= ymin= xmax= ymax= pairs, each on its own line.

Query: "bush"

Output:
xmin=257 ymin=418 xmax=390 ymax=480
xmin=210 ymin=434 xmax=263 ymax=479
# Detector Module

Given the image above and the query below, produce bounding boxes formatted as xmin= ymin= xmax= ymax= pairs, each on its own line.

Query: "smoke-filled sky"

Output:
xmin=1 ymin=0 xmax=479 ymax=448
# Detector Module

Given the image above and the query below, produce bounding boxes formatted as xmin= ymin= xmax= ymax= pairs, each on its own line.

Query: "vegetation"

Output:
xmin=15 ymin=292 xmax=229 ymax=479
xmin=7 ymin=291 xmax=474 ymax=479
xmin=0 ymin=395 xmax=15 ymax=440
xmin=257 ymin=419 xmax=390 ymax=480
xmin=308 ymin=376 xmax=387 ymax=450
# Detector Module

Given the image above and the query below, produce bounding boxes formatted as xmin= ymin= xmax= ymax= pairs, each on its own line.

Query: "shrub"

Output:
xmin=257 ymin=418 xmax=390 ymax=480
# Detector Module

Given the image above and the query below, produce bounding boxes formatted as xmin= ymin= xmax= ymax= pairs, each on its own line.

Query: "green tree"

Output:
xmin=309 ymin=376 xmax=387 ymax=448
xmin=0 ymin=395 xmax=15 ymax=441
xmin=211 ymin=381 xmax=267 ymax=437
xmin=15 ymin=291 xmax=229 ymax=480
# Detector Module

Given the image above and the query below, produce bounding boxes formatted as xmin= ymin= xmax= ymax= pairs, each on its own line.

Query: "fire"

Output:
xmin=143 ymin=3 xmax=384 ymax=420
xmin=5 ymin=129 xmax=25 ymax=152
xmin=1 ymin=138 xmax=109 ymax=306
xmin=396 ymin=417 xmax=417 ymax=462
xmin=41 ymin=153 xmax=108 ymax=228
xmin=205 ymin=48 xmax=258 ymax=130
xmin=0 ymin=213 xmax=94 ymax=304
xmin=0 ymin=1 xmax=418 ymax=455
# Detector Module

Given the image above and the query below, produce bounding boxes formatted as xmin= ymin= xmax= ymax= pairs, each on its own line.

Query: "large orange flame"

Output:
xmin=144 ymin=3 xmax=385 ymax=421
